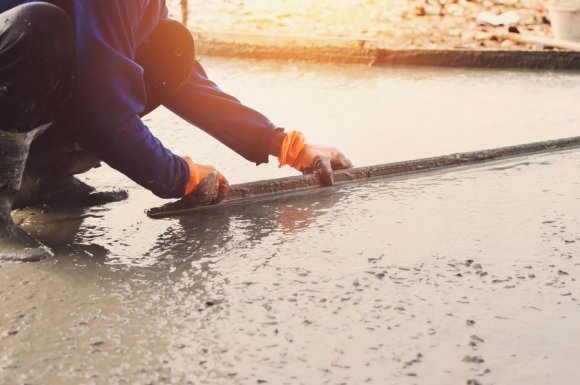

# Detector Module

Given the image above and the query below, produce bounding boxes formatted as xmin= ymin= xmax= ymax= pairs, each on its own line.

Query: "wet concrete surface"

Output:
xmin=1 ymin=57 xmax=580 ymax=384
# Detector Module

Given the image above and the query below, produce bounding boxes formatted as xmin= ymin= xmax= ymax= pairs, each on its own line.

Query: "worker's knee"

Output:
xmin=137 ymin=19 xmax=195 ymax=115
xmin=140 ymin=19 xmax=195 ymax=65
xmin=1 ymin=3 xmax=73 ymax=65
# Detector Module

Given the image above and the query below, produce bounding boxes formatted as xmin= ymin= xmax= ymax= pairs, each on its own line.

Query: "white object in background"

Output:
xmin=476 ymin=10 xmax=520 ymax=26
xmin=547 ymin=2 xmax=580 ymax=42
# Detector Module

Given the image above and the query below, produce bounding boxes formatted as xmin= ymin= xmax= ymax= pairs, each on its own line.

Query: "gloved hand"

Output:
xmin=278 ymin=131 xmax=353 ymax=186
xmin=182 ymin=157 xmax=229 ymax=206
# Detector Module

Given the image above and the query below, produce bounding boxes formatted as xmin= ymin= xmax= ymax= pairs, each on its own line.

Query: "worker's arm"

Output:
xmin=69 ymin=1 xmax=193 ymax=199
xmin=164 ymin=61 xmax=353 ymax=184
xmin=164 ymin=61 xmax=283 ymax=165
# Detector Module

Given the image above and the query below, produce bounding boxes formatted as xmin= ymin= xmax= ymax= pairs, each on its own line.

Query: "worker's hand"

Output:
xmin=278 ymin=131 xmax=353 ymax=186
xmin=182 ymin=157 xmax=229 ymax=206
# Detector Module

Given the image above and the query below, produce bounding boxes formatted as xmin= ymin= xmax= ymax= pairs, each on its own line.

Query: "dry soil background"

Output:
xmin=168 ymin=0 xmax=572 ymax=50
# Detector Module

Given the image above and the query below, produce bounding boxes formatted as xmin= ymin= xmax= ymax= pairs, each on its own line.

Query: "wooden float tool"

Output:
xmin=147 ymin=135 xmax=580 ymax=219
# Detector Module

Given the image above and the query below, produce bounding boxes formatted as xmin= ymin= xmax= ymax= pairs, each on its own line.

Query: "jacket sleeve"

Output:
xmin=71 ymin=1 xmax=189 ymax=198
xmin=164 ymin=60 xmax=283 ymax=165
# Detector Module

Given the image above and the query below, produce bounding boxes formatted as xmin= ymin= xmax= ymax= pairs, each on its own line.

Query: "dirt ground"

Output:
xmin=167 ymin=0 xmax=572 ymax=50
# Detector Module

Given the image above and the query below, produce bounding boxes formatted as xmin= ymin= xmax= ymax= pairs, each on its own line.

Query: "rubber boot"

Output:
xmin=0 ymin=124 xmax=53 ymax=262
xmin=13 ymin=150 xmax=129 ymax=210
xmin=11 ymin=132 xmax=129 ymax=209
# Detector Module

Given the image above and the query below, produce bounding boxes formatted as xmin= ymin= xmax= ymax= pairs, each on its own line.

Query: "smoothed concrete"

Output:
xmin=1 ymin=58 xmax=580 ymax=385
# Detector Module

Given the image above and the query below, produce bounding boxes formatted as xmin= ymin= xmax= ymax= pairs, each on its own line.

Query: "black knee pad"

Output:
xmin=155 ymin=19 xmax=195 ymax=59
xmin=136 ymin=19 xmax=196 ymax=116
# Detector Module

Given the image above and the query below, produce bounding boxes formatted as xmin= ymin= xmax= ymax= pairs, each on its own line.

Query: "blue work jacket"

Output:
xmin=0 ymin=0 xmax=278 ymax=198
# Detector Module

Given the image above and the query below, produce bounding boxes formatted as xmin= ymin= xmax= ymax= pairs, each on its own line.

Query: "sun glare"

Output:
xmin=241 ymin=0 xmax=363 ymax=13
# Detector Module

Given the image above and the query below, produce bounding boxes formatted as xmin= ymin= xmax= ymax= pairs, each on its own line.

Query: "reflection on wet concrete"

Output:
xmin=13 ymin=184 xmax=346 ymax=268
xmin=149 ymin=187 xmax=345 ymax=262
xmin=2 ymin=150 xmax=579 ymax=385
xmin=13 ymin=206 xmax=110 ymax=262
xmin=1 ymin=58 xmax=580 ymax=384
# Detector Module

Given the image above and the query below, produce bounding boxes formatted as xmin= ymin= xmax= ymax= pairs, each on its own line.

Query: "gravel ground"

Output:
xmin=167 ymin=0 xmax=570 ymax=50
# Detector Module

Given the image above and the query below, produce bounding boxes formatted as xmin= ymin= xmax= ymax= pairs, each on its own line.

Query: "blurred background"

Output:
xmin=167 ymin=0 xmax=570 ymax=49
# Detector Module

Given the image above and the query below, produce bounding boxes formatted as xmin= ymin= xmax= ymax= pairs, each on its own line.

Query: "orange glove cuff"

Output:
xmin=278 ymin=131 xmax=307 ymax=168
xmin=183 ymin=156 xmax=201 ymax=196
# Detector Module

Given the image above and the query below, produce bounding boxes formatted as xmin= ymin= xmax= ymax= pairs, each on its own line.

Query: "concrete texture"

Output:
xmin=1 ymin=57 xmax=580 ymax=385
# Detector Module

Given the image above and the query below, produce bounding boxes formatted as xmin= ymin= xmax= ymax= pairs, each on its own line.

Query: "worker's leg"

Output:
xmin=136 ymin=19 xmax=195 ymax=116
xmin=0 ymin=3 xmax=73 ymax=132
xmin=0 ymin=3 xmax=73 ymax=261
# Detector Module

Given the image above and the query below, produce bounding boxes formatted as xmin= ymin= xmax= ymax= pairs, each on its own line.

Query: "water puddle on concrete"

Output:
xmin=1 ymin=58 xmax=580 ymax=384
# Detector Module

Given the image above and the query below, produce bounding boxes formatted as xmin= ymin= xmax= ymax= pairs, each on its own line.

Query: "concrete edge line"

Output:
xmin=193 ymin=30 xmax=580 ymax=70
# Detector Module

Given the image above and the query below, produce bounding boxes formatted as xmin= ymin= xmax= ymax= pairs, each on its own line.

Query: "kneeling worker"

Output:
xmin=0 ymin=1 xmax=352 ymax=261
